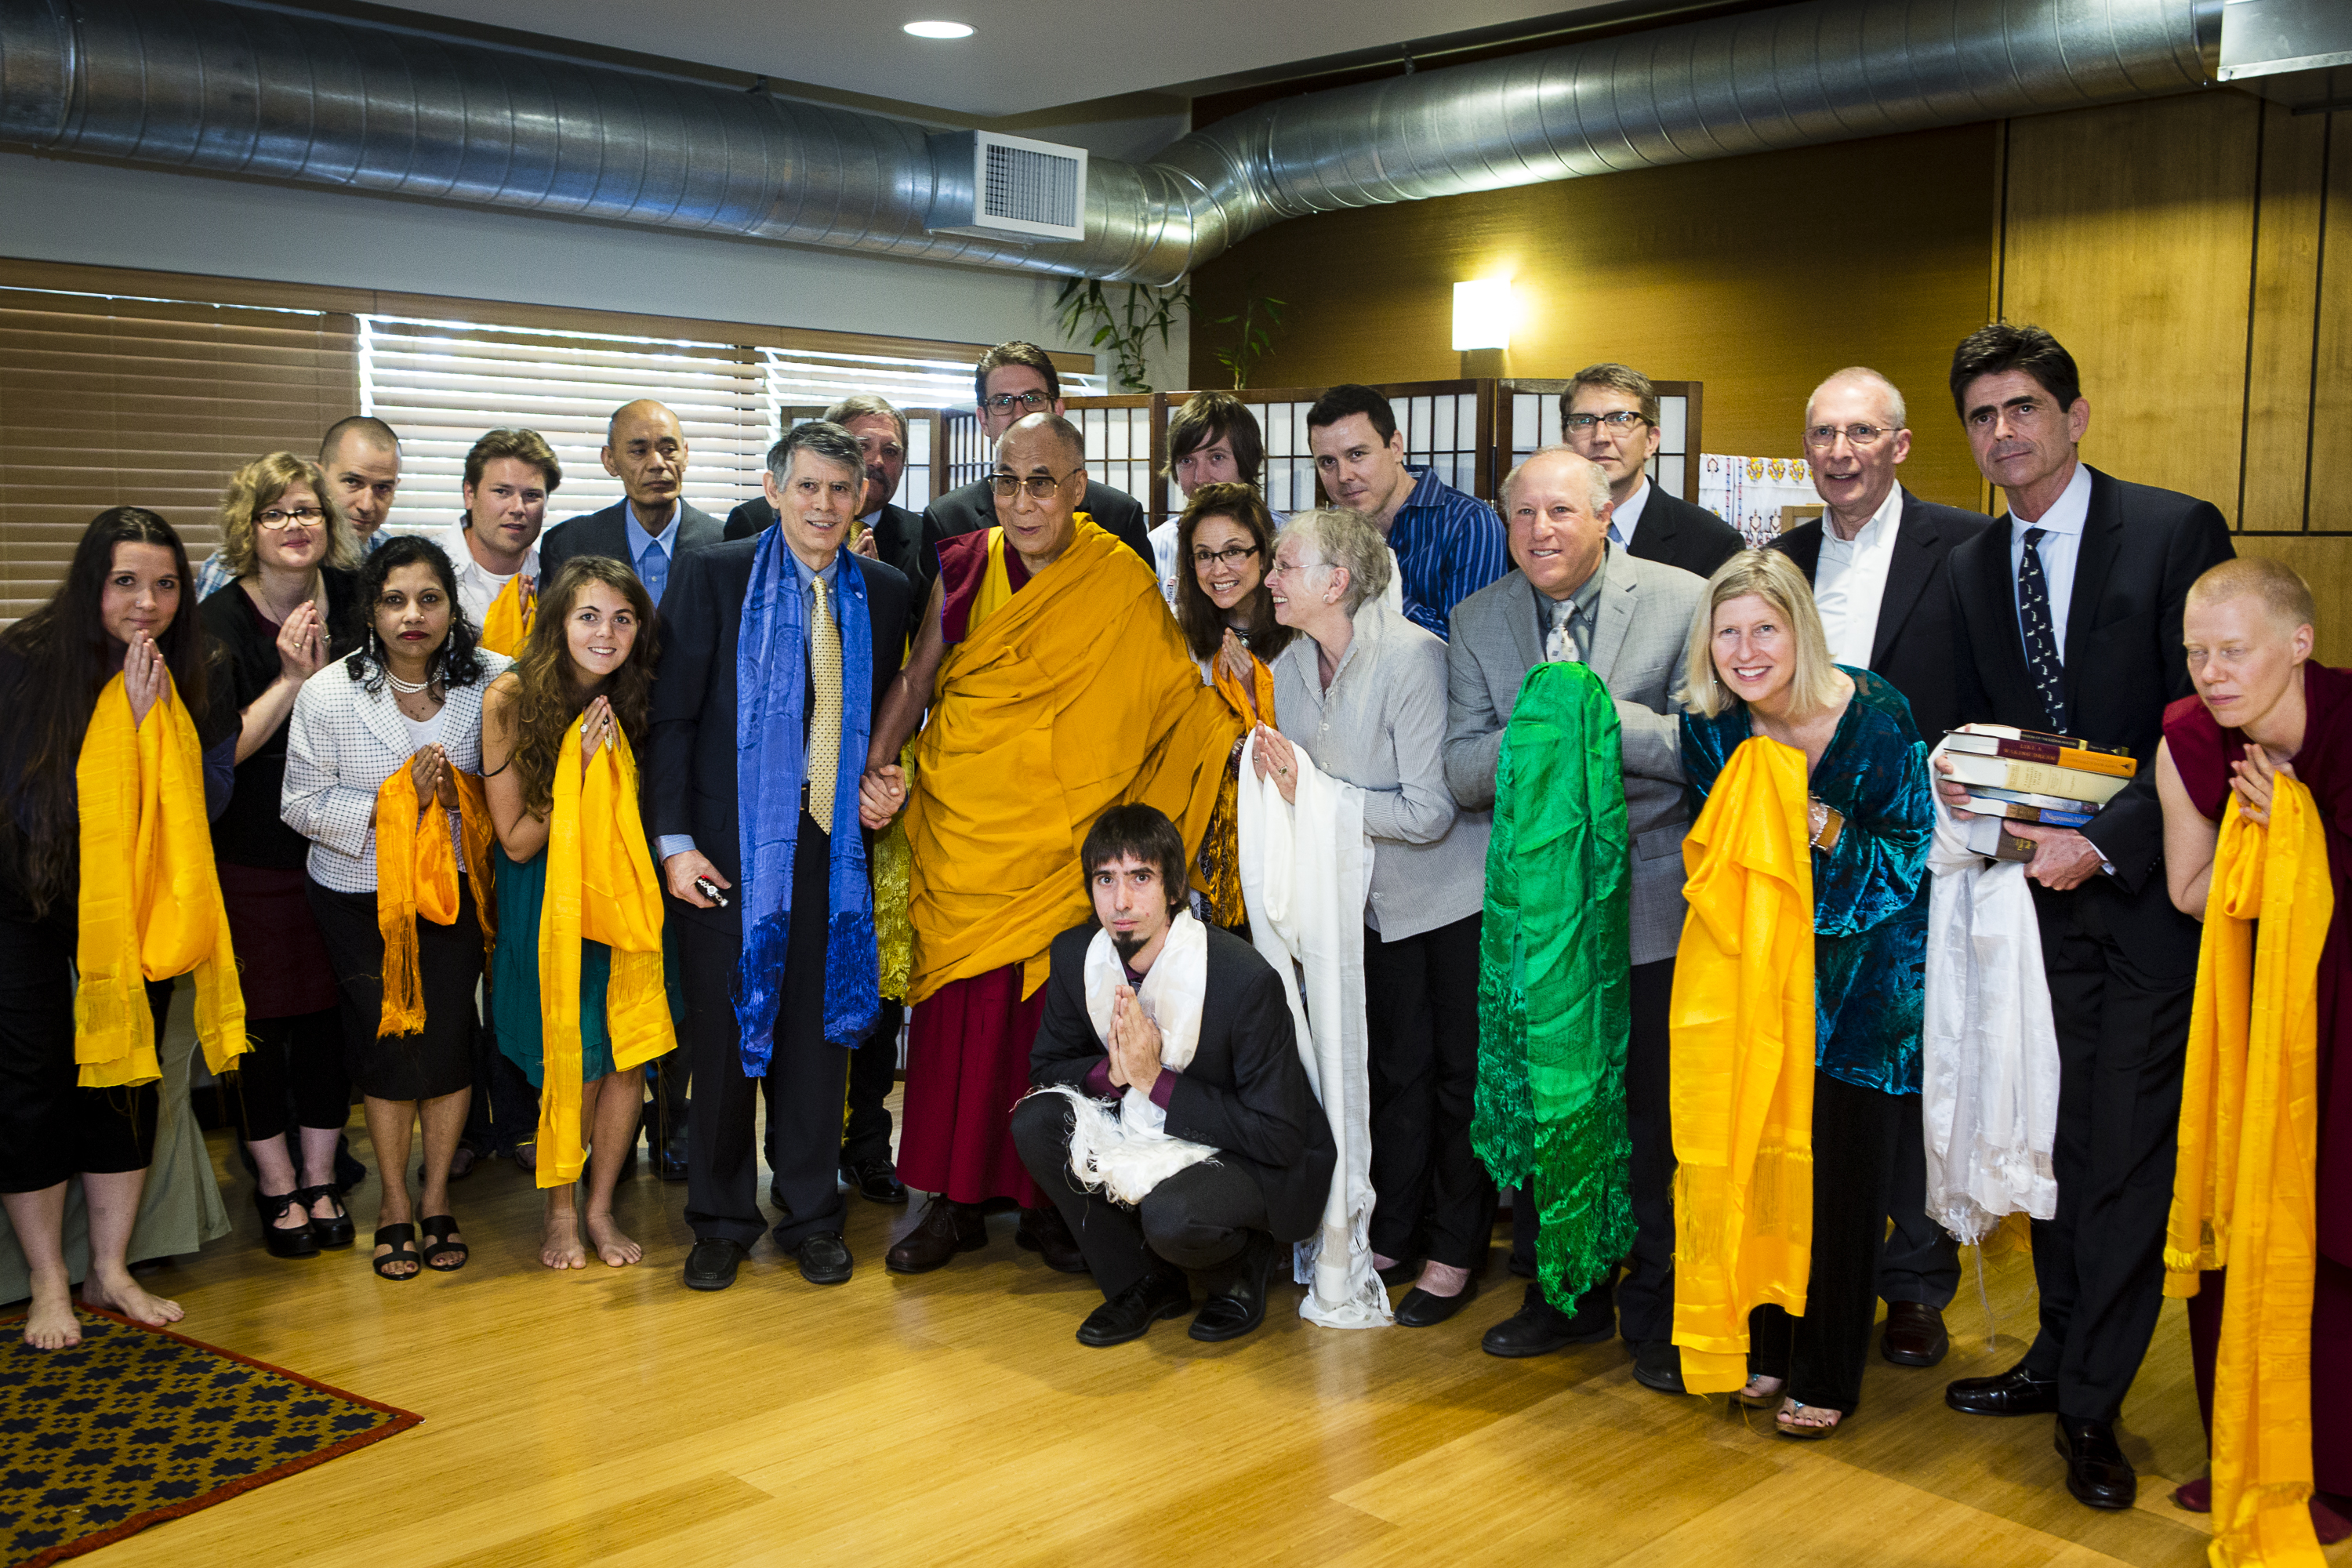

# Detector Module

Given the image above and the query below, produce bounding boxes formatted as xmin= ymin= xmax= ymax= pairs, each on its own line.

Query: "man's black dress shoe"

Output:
xmin=1945 ymin=1363 xmax=2060 ymax=1416
xmin=885 ymin=1197 xmax=987 ymax=1273
xmin=1014 ymin=1203 xmax=1090 ymax=1274
xmin=1395 ymin=1272 xmax=1479 ymax=1328
xmin=1632 ymin=1338 xmax=1687 ymax=1394
xmin=840 ymin=1157 xmax=908 ymax=1204
xmin=793 ymin=1231 xmax=853 ymax=1286
xmin=2054 ymin=1415 xmax=2136 ymax=1510
xmin=1191 ymin=1232 xmax=1280 ymax=1343
xmin=1077 ymin=1273 xmax=1192 ymax=1348
xmin=683 ymin=1238 xmax=746 ymax=1291
xmin=1483 ymin=1280 xmax=1614 ymax=1357
xmin=1880 ymin=1301 xmax=1949 ymax=1367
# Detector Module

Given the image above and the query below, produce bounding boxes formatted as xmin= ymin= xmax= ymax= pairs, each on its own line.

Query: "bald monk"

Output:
xmin=859 ymin=413 xmax=1239 ymax=1275
xmin=2157 ymin=557 xmax=2352 ymax=1541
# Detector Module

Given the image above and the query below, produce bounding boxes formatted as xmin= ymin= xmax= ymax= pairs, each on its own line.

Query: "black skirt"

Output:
xmin=0 ymin=911 xmax=163 ymax=1192
xmin=307 ymin=877 xmax=481 ymax=1102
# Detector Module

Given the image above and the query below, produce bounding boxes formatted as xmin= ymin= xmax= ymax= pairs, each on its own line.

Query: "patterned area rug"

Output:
xmin=0 ymin=1308 xmax=419 ymax=1566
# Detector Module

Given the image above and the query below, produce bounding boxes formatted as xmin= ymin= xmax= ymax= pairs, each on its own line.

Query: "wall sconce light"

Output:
xmin=1452 ymin=278 xmax=1513 ymax=351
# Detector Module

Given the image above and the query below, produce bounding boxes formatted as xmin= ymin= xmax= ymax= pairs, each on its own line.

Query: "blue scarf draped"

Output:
xmin=733 ymin=528 xmax=880 ymax=1075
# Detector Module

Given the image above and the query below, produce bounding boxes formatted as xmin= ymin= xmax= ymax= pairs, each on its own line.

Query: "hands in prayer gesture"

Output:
xmin=1249 ymin=724 xmax=1298 ymax=806
xmin=274 ymin=600 xmax=328 ymax=684
xmin=1104 ymin=983 xmax=1163 ymax=1097
xmin=2229 ymin=746 xmax=2294 ymax=826
xmin=122 ymin=630 xmax=171 ymax=728
xmin=579 ymin=695 xmax=617 ymax=771
xmin=408 ymin=743 xmax=461 ymax=812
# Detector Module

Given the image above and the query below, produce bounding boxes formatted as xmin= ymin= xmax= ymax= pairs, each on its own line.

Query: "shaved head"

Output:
xmin=1000 ymin=411 xmax=1086 ymax=469
xmin=2187 ymin=556 xmax=2318 ymax=635
xmin=1806 ymin=367 xmax=1906 ymax=432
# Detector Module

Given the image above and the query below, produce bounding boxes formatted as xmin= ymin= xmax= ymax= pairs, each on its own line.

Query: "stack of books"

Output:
xmin=1940 ymin=724 xmax=2136 ymax=862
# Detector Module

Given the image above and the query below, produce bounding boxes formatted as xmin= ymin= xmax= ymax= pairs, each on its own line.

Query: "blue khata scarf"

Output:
xmin=733 ymin=528 xmax=880 ymax=1074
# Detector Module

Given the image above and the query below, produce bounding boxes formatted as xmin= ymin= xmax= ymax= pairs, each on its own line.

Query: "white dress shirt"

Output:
xmin=433 ymin=521 xmax=539 ymax=630
xmin=1607 ymin=477 xmax=1653 ymax=550
xmin=1813 ymin=483 xmax=1905 ymax=666
xmin=2005 ymin=460 xmax=2092 ymax=652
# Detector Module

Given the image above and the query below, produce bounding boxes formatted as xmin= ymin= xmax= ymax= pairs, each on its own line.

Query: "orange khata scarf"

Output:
xmin=2164 ymin=777 xmax=2332 ymax=1568
xmin=534 ymin=717 xmax=674 ymax=1187
xmin=480 ymin=573 xmax=532 ymax=657
xmin=1200 ymin=653 xmax=1276 ymax=927
xmin=73 ymin=673 xmax=249 ymax=1087
xmin=373 ymin=760 xmax=496 ymax=1036
xmin=1668 ymin=733 xmax=1816 ymax=1396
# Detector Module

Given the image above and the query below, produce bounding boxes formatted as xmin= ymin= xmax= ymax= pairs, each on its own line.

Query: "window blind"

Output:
xmin=0 ymin=289 xmax=358 ymax=622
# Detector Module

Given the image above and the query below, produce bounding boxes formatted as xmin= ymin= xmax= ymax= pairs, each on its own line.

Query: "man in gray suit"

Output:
xmin=1444 ymin=447 xmax=1704 ymax=1389
xmin=537 ymin=398 xmax=725 ymax=611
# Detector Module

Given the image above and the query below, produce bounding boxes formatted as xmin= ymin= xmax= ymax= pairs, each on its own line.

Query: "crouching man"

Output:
xmin=1011 ymin=804 xmax=1337 ymax=1348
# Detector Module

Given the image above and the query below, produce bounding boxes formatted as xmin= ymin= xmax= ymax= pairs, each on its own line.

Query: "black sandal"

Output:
xmin=420 ymin=1214 xmax=469 ymax=1272
xmin=299 ymin=1185 xmax=355 ymax=1249
xmin=256 ymin=1188 xmax=320 ymax=1260
xmin=372 ymin=1222 xmax=420 ymax=1280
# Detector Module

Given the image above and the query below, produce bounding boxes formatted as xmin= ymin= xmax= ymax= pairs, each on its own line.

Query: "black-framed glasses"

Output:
xmin=985 ymin=467 xmax=1082 ymax=499
xmin=982 ymin=390 xmax=1054 ymax=412
xmin=1563 ymin=410 xmax=1651 ymax=433
xmin=1803 ymin=423 xmax=1896 ymax=449
xmin=257 ymin=506 xmax=325 ymax=529
xmin=1190 ymin=543 xmax=1261 ymax=568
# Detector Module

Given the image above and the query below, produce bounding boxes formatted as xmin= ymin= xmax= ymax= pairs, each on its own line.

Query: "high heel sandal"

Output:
xmin=419 ymin=1214 xmax=469 ymax=1272
xmin=372 ymin=1222 xmax=419 ymax=1280
xmin=256 ymin=1188 xmax=320 ymax=1259
xmin=299 ymin=1184 xmax=355 ymax=1249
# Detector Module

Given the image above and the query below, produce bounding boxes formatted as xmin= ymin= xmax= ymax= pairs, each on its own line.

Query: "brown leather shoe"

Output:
xmin=1880 ymin=1301 xmax=1949 ymax=1367
xmin=884 ymin=1197 xmax=987 ymax=1274
xmin=1014 ymin=1203 xmax=1090 ymax=1274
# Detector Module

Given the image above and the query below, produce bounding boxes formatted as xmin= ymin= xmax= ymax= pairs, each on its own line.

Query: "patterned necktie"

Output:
xmin=2016 ymin=526 xmax=2066 ymax=728
xmin=1544 ymin=597 xmax=1584 ymax=664
xmin=805 ymin=580 xmax=842 ymax=832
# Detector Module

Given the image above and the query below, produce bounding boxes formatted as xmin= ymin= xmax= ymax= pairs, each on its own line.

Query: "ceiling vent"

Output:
xmin=925 ymin=130 xmax=1087 ymax=243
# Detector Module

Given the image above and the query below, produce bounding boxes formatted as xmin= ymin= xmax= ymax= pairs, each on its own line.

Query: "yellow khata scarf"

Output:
xmin=2164 ymin=778 xmax=2332 ymax=1568
xmin=373 ymin=763 xmax=497 ymax=1036
xmin=73 ymin=674 xmax=249 ymax=1087
xmin=534 ymin=717 xmax=675 ymax=1187
xmin=1668 ymin=733 xmax=1817 ymax=1396
xmin=1200 ymin=654 xmax=1277 ymax=927
xmin=480 ymin=573 xmax=532 ymax=657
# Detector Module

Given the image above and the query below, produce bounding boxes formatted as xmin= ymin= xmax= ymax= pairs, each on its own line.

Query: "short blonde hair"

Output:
xmin=2187 ymin=556 xmax=2317 ymax=633
xmin=218 ymin=451 xmax=358 ymax=581
xmin=1276 ymin=507 xmax=1392 ymax=616
xmin=1681 ymin=550 xmax=1845 ymax=719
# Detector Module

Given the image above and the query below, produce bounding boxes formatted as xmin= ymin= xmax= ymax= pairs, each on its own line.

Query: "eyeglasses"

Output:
xmin=1191 ymin=543 xmax=1261 ymax=568
xmin=982 ymin=390 xmax=1054 ymax=412
xmin=1803 ymin=423 xmax=1896 ymax=449
xmin=985 ymin=467 xmax=1081 ymax=499
xmin=1563 ymin=411 xmax=1651 ymax=433
xmin=257 ymin=506 xmax=324 ymax=529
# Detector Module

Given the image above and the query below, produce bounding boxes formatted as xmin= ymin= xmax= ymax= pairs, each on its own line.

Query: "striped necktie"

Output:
xmin=2016 ymin=527 xmax=2067 ymax=728
xmin=806 ymin=579 xmax=842 ymax=832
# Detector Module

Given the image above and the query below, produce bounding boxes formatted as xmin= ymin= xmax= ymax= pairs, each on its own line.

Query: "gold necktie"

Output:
xmin=806 ymin=580 xmax=842 ymax=832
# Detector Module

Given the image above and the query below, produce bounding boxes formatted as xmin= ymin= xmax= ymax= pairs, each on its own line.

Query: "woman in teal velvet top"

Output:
xmin=1678 ymin=550 xmax=1933 ymax=1437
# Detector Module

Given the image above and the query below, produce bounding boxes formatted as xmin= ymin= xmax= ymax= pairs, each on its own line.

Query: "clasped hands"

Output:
xmin=406 ymin=742 xmax=463 ymax=812
xmin=1932 ymin=753 xmax=2104 ymax=891
xmin=2227 ymin=746 xmax=2292 ymax=826
xmin=1249 ymin=724 xmax=1298 ymax=805
xmin=1103 ymin=984 xmax=1163 ymax=1098
xmin=122 ymin=630 xmax=172 ymax=726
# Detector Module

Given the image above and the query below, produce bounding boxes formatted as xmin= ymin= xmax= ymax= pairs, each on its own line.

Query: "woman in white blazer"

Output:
xmin=282 ymin=535 xmax=508 ymax=1281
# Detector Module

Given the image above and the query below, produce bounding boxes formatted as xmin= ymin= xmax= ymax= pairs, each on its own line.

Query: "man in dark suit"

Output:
xmin=649 ymin=421 xmax=912 ymax=1293
xmin=1563 ymin=364 xmax=1744 ymax=580
xmin=1770 ymin=367 xmax=1988 ymax=1370
xmin=1009 ymin=804 xmax=1337 ymax=1348
xmin=537 ymin=399 xmax=724 ymax=608
xmin=1935 ymin=324 xmax=2233 ymax=1510
xmin=916 ymin=340 xmax=1151 ymax=586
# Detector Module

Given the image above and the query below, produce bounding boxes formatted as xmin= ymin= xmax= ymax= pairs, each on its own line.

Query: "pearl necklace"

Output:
xmin=386 ymin=670 xmax=436 ymax=696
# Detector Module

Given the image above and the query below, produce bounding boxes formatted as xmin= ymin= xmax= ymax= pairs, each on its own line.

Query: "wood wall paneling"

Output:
xmin=2240 ymin=101 xmax=2328 ymax=535
xmin=2313 ymin=111 xmax=2351 ymax=533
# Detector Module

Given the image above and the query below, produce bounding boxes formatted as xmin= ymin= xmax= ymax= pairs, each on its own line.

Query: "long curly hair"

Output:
xmin=217 ymin=451 xmax=360 ymax=581
xmin=1174 ymin=482 xmax=1293 ymax=664
xmin=0 ymin=508 xmax=212 ymax=914
xmin=346 ymin=535 xmax=488 ymax=694
xmin=503 ymin=556 xmax=658 ymax=818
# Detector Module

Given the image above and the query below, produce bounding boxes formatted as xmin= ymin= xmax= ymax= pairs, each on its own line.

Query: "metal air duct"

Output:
xmin=0 ymin=0 xmax=2220 ymax=284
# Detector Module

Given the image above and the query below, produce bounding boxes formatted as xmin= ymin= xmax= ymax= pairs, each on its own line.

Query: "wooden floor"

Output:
xmin=64 ymin=1106 xmax=2349 ymax=1568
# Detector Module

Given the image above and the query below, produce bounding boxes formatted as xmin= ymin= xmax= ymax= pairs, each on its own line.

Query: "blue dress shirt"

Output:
xmin=624 ymin=501 xmax=684 ymax=608
xmin=1385 ymin=464 xmax=1508 ymax=641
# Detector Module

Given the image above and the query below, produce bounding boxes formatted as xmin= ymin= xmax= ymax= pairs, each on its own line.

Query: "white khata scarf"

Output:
xmin=1039 ymin=909 xmax=1218 ymax=1204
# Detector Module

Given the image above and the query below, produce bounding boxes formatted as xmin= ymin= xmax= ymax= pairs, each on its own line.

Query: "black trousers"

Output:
xmin=841 ymin=998 xmax=901 ymax=1167
xmin=0 ymin=912 xmax=162 ymax=1193
xmin=2021 ymin=898 xmax=2194 ymax=1422
xmin=1365 ymin=913 xmax=1493 ymax=1269
xmin=1880 ymin=1099 xmax=1961 ymax=1308
xmin=684 ymin=810 xmax=848 ymax=1250
xmin=226 ymin=1008 xmax=349 ymax=1143
xmin=1748 ymin=1071 xmax=1904 ymax=1414
xmin=1011 ymin=1093 xmax=1270 ymax=1299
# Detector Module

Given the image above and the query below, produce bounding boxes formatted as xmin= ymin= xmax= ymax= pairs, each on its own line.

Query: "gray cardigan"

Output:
xmin=1272 ymin=601 xmax=1487 ymax=941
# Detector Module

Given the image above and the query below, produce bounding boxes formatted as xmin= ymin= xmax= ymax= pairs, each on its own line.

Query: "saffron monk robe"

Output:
xmin=858 ymin=412 xmax=1241 ymax=1276
xmin=2155 ymin=557 xmax=2352 ymax=1554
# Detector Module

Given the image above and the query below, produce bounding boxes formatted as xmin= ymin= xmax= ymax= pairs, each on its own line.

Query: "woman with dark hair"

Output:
xmin=1 ymin=508 xmax=245 ymax=1348
xmin=1174 ymin=481 xmax=1294 ymax=720
xmin=201 ymin=452 xmax=365 ymax=1259
xmin=281 ymin=535 xmax=506 ymax=1280
xmin=481 ymin=557 xmax=676 ymax=1272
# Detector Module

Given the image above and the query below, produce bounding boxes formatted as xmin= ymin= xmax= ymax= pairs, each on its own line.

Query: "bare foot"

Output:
xmin=583 ymin=1211 xmax=642 ymax=1269
xmin=540 ymin=1209 xmax=587 ymax=1271
xmin=1737 ymin=1373 xmax=1786 ymax=1409
xmin=22 ymin=1273 xmax=79 ymax=1349
xmin=82 ymin=1268 xmax=183 ymax=1328
xmin=1776 ymin=1399 xmax=1841 ymax=1436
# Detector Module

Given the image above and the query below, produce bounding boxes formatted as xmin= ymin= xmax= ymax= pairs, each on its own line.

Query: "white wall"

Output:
xmin=0 ymin=150 xmax=1189 ymax=390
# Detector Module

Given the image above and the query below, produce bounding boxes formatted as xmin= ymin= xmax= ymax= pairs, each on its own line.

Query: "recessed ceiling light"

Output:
xmin=903 ymin=20 xmax=974 ymax=39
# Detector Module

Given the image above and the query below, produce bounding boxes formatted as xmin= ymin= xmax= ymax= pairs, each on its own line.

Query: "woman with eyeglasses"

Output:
xmin=201 ymin=452 xmax=366 ymax=1260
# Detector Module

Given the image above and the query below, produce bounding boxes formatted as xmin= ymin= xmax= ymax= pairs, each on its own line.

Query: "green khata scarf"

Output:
xmin=1471 ymin=659 xmax=1635 ymax=1309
